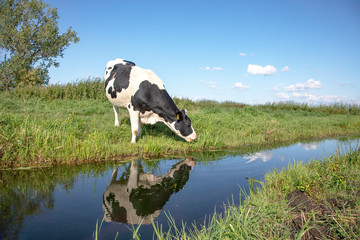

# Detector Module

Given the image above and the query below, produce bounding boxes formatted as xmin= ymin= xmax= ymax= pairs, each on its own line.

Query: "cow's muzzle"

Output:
xmin=185 ymin=132 xmax=197 ymax=143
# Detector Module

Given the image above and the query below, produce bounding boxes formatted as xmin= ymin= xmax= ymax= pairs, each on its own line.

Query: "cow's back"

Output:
xmin=104 ymin=59 xmax=165 ymax=109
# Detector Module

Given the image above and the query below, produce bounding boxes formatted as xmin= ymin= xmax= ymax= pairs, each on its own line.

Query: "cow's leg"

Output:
xmin=128 ymin=108 xmax=141 ymax=143
xmin=113 ymin=105 xmax=120 ymax=127
xmin=127 ymin=161 xmax=138 ymax=191
xmin=109 ymin=167 xmax=118 ymax=184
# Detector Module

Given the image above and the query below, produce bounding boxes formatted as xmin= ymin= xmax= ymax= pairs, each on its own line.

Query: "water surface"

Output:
xmin=0 ymin=137 xmax=359 ymax=239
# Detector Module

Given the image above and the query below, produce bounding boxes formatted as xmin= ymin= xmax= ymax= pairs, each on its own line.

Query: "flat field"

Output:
xmin=1 ymin=79 xmax=360 ymax=169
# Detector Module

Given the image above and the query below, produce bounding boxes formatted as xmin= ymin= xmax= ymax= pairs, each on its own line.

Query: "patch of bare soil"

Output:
xmin=287 ymin=189 xmax=360 ymax=239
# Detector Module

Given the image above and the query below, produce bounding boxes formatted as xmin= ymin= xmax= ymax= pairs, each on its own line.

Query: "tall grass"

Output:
xmin=138 ymin=198 xmax=292 ymax=240
xmin=3 ymin=78 xmax=360 ymax=115
xmin=259 ymin=101 xmax=360 ymax=115
xmin=4 ymin=77 xmax=106 ymax=100
xmin=1 ymin=79 xmax=360 ymax=168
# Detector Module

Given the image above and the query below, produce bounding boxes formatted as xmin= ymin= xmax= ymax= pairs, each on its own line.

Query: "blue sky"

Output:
xmin=46 ymin=0 xmax=360 ymax=104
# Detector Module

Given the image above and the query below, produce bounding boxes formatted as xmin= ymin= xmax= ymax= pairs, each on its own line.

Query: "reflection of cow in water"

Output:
xmin=103 ymin=159 xmax=195 ymax=224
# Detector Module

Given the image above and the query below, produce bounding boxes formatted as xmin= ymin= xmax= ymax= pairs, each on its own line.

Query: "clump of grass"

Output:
xmin=4 ymin=77 xmax=106 ymax=101
xmin=264 ymin=149 xmax=360 ymax=239
xmin=139 ymin=197 xmax=292 ymax=240
xmin=93 ymin=217 xmax=119 ymax=240
xmin=264 ymin=149 xmax=360 ymax=202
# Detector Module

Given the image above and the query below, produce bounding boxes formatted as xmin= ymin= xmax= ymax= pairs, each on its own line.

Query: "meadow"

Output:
xmin=1 ymin=77 xmax=360 ymax=169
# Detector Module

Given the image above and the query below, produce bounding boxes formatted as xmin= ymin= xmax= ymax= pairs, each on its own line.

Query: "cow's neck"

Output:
xmin=153 ymin=91 xmax=179 ymax=123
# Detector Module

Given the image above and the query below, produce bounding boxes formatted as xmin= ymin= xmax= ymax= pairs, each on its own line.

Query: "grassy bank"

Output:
xmin=133 ymin=149 xmax=360 ymax=239
xmin=1 ymin=79 xmax=360 ymax=168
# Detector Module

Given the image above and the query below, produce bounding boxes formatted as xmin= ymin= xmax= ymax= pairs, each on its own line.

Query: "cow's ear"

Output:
xmin=176 ymin=111 xmax=183 ymax=121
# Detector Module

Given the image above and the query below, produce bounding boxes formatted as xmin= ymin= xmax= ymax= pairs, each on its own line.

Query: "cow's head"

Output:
xmin=171 ymin=110 xmax=197 ymax=142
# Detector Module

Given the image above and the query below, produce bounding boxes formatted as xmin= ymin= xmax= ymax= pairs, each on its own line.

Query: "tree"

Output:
xmin=0 ymin=0 xmax=79 ymax=91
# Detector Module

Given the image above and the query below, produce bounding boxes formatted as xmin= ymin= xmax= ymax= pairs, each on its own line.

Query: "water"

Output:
xmin=0 ymin=137 xmax=359 ymax=239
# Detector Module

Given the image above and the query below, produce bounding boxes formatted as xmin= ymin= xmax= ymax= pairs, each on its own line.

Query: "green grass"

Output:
xmin=1 ymin=79 xmax=360 ymax=168
xmin=132 ymin=149 xmax=360 ymax=239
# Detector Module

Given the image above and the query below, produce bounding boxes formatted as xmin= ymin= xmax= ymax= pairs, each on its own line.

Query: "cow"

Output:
xmin=103 ymin=159 xmax=195 ymax=224
xmin=104 ymin=58 xmax=197 ymax=143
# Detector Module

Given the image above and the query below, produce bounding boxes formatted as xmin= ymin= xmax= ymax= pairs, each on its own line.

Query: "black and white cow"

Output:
xmin=103 ymin=159 xmax=195 ymax=224
xmin=104 ymin=58 xmax=197 ymax=143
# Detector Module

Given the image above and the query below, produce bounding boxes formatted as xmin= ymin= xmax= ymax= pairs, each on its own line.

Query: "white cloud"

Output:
xmin=292 ymin=92 xmax=346 ymax=103
xmin=244 ymin=151 xmax=272 ymax=163
xmin=275 ymin=92 xmax=290 ymax=99
xmin=284 ymin=79 xmax=322 ymax=92
xmin=233 ymin=82 xmax=250 ymax=90
xmin=281 ymin=66 xmax=290 ymax=72
xmin=239 ymin=52 xmax=247 ymax=56
xmin=247 ymin=64 xmax=276 ymax=75
xmin=292 ymin=92 xmax=315 ymax=98
xmin=200 ymin=66 xmax=222 ymax=71
xmin=200 ymin=80 xmax=221 ymax=90
xmin=274 ymin=80 xmax=350 ymax=104
xmin=213 ymin=66 xmax=222 ymax=71
xmin=298 ymin=143 xmax=319 ymax=151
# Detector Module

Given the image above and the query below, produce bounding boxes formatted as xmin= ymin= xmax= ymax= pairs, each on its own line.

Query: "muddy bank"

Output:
xmin=287 ymin=189 xmax=360 ymax=239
